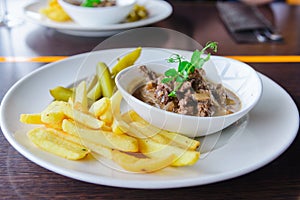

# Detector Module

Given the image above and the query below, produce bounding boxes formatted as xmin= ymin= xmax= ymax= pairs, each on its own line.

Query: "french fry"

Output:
xmin=62 ymin=119 xmax=138 ymax=152
xmin=20 ymin=113 xmax=42 ymax=124
xmin=28 ymin=127 xmax=89 ymax=160
xmin=89 ymin=97 xmax=110 ymax=117
xmin=130 ymin=122 xmax=169 ymax=144
xmin=40 ymin=100 xmax=105 ymax=129
xmin=159 ymin=131 xmax=200 ymax=151
xmin=138 ymin=139 xmax=200 ymax=167
xmin=121 ymin=111 xmax=132 ymax=124
xmin=74 ymin=81 xmax=88 ymax=111
xmin=64 ymin=103 xmax=105 ymax=129
xmin=123 ymin=110 xmax=200 ymax=150
xmin=109 ymin=91 xmax=127 ymax=134
xmin=84 ymin=142 xmax=113 ymax=160
xmin=86 ymin=75 xmax=98 ymax=92
xmin=98 ymin=104 xmax=113 ymax=125
xmin=40 ymin=101 xmax=67 ymax=129
xmin=122 ymin=109 xmax=145 ymax=124
xmin=48 ymin=126 xmax=83 ymax=144
xmin=110 ymin=91 xmax=144 ymax=138
xmin=110 ymin=90 xmax=122 ymax=115
xmin=111 ymin=118 xmax=127 ymax=135
xmin=112 ymin=150 xmax=175 ymax=173
xmin=49 ymin=124 xmax=114 ymax=160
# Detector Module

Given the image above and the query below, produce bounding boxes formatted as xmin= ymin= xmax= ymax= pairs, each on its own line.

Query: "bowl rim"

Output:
xmin=58 ymin=0 xmax=137 ymax=10
xmin=115 ymin=55 xmax=263 ymax=121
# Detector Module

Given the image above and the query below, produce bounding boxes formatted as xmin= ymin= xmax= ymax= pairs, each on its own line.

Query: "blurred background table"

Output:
xmin=0 ymin=0 xmax=299 ymax=199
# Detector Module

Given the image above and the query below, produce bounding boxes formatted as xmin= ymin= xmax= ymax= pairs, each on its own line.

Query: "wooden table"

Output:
xmin=0 ymin=1 xmax=299 ymax=199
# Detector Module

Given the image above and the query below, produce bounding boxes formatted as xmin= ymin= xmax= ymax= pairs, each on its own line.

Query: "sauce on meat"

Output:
xmin=133 ymin=65 xmax=241 ymax=117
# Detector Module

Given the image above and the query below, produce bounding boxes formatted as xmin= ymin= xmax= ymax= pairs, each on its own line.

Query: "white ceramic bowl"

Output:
xmin=58 ymin=0 xmax=136 ymax=27
xmin=116 ymin=56 xmax=262 ymax=137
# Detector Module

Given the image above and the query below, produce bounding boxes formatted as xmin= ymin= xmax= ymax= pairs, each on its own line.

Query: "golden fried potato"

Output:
xmin=111 ymin=118 xmax=127 ymax=135
xmin=139 ymin=139 xmax=200 ymax=167
xmin=74 ymin=81 xmax=88 ymax=111
xmin=40 ymin=101 xmax=67 ymax=129
xmin=112 ymin=150 xmax=175 ymax=173
xmin=98 ymin=105 xmax=113 ymax=125
xmin=110 ymin=91 xmax=144 ymax=138
xmin=27 ymin=127 xmax=89 ymax=160
xmin=50 ymin=124 xmax=114 ymax=160
xmin=159 ymin=130 xmax=200 ymax=150
xmin=121 ymin=94 xmax=198 ymax=150
xmin=123 ymin=110 xmax=200 ymax=150
xmin=64 ymin=103 xmax=105 ymax=129
xmin=130 ymin=122 xmax=169 ymax=144
xmin=20 ymin=113 xmax=42 ymax=124
xmin=40 ymin=100 xmax=105 ymax=129
xmin=89 ymin=97 xmax=110 ymax=117
xmin=62 ymin=119 xmax=138 ymax=152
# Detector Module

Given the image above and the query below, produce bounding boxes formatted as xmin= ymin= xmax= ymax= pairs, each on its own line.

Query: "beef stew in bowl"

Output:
xmin=116 ymin=53 xmax=262 ymax=137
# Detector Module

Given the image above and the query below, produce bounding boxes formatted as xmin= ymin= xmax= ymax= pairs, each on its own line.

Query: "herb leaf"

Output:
xmin=176 ymin=76 xmax=185 ymax=83
xmin=178 ymin=61 xmax=190 ymax=73
xmin=167 ymin=54 xmax=182 ymax=64
xmin=191 ymin=49 xmax=201 ymax=68
xmin=161 ymin=77 xmax=174 ymax=83
xmin=81 ymin=0 xmax=101 ymax=7
xmin=164 ymin=68 xmax=178 ymax=77
xmin=163 ymin=41 xmax=218 ymax=97
xmin=168 ymin=91 xmax=177 ymax=97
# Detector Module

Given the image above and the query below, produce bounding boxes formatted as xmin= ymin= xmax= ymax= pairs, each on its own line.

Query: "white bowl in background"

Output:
xmin=115 ymin=56 xmax=262 ymax=137
xmin=58 ymin=0 xmax=136 ymax=27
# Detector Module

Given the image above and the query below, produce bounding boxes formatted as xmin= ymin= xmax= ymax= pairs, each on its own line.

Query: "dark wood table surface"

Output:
xmin=0 ymin=1 xmax=299 ymax=199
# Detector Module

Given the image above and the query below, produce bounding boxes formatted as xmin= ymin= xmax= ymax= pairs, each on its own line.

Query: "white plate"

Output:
xmin=0 ymin=48 xmax=299 ymax=189
xmin=23 ymin=0 xmax=172 ymax=37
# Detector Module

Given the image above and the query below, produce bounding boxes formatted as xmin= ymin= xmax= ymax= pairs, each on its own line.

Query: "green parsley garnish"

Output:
xmin=162 ymin=41 xmax=218 ymax=97
xmin=81 ymin=0 xmax=101 ymax=7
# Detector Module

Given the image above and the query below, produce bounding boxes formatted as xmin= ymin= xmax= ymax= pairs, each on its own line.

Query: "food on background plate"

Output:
xmin=126 ymin=4 xmax=148 ymax=22
xmin=40 ymin=0 xmax=148 ymax=23
xmin=65 ymin=0 xmax=117 ymax=7
xmin=133 ymin=42 xmax=241 ymax=117
xmin=20 ymin=47 xmax=200 ymax=173
xmin=40 ymin=0 xmax=71 ymax=22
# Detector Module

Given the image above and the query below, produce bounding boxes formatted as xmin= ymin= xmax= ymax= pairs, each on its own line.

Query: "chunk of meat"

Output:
xmin=133 ymin=65 xmax=240 ymax=117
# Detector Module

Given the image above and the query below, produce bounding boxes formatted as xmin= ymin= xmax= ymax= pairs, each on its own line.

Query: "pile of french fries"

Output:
xmin=20 ymin=48 xmax=200 ymax=173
